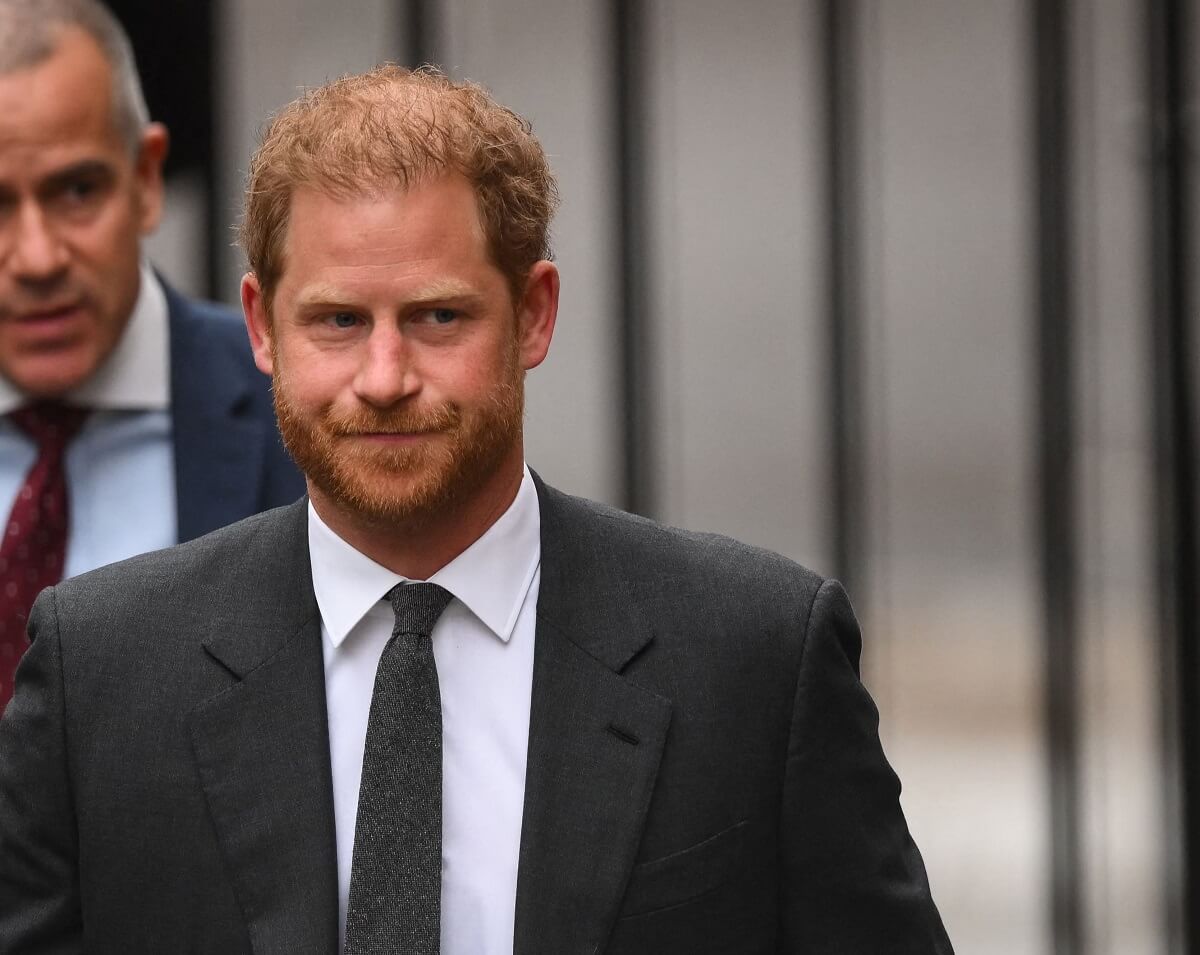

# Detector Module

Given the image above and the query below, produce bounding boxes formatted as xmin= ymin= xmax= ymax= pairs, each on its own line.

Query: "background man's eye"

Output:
xmin=49 ymin=179 xmax=103 ymax=215
xmin=433 ymin=308 xmax=456 ymax=324
xmin=333 ymin=312 xmax=357 ymax=328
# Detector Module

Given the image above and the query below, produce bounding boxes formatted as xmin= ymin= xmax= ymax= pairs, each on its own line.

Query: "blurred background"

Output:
xmin=105 ymin=1 xmax=1197 ymax=952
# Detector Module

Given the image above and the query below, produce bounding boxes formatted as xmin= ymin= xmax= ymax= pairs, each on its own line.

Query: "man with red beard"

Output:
xmin=0 ymin=66 xmax=953 ymax=954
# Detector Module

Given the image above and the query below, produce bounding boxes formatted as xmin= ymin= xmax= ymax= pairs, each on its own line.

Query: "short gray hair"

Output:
xmin=0 ymin=0 xmax=150 ymax=152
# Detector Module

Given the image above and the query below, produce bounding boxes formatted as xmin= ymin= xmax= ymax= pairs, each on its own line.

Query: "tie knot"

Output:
xmin=8 ymin=402 xmax=89 ymax=448
xmin=386 ymin=582 xmax=453 ymax=638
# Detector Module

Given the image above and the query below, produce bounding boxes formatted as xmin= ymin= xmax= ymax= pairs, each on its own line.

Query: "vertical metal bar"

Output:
xmin=1147 ymin=0 xmax=1198 ymax=950
xmin=822 ymin=0 xmax=864 ymax=593
xmin=612 ymin=0 xmax=654 ymax=517
xmin=110 ymin=0 xmax=219 ymax=299
xmin=406 ymin=0 xmax=439 ymax=68
xmin=1032 ymin=0 xmax=1084 ymax=951
xmin=201 ymin=0 xmax=220 ymax=302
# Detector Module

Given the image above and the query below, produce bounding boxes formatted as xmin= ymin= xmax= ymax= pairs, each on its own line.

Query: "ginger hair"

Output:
xmin=240 ymin=64 xmax=559 ymax=308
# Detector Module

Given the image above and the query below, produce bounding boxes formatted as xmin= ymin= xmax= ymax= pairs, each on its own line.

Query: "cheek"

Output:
xmin=458 ymin=331 xmax=522 ymax=387
xmin=74 ymin=219 xmax=142 ymax=334
xmin=442 ymin=357 xmax=509 ymax=404
xmin=77 ymin=205 xmax=143 ymax=279
xmin=276 ymin=344 xmax=354 ymax=406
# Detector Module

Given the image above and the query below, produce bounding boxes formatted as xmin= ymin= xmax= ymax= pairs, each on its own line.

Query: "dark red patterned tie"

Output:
xmin=0 ymin=403 xmax=88 ymax=709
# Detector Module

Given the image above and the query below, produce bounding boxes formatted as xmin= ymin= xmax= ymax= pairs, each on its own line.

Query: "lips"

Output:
xmin=0 ymin=301 xmax=89 ymax=348
xmin=15 ymin=302 xmax=83 ymax=323
xmin=342 ymin=430 xmax=439 ymax=442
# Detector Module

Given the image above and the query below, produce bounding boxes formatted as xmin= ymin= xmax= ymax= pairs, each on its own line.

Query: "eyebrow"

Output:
xmin=39 ymin=160 xmax=115 ymax=193
xmin=293 ymin=279 xmax=482 ymax=311
xmin=0 ymin=160 xmax=115 ymax=203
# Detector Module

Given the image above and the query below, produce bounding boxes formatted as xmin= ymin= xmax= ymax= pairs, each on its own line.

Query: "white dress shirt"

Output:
xmin=0 ymin=265 xmax=176 ymax=577
xmin=310 ymin=466 xmax=540 ymax=955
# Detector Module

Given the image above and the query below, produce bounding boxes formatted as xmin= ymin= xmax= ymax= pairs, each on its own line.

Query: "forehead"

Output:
xmin=0 ymin=26 xmax=123 ymax=171
xmin=280 ymin=175 xmax=491 ymax=286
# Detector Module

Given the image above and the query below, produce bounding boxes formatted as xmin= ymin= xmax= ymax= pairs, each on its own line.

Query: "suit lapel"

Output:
xmin=514 ymin=479 xmax=672 ymax=955
xmin=166 ymin=284 xmax=265 ymax=542
xmin=189 ymin=501 xmax=338 ymax=954
xmin=186 ymin=480 xmax=670 ymax=953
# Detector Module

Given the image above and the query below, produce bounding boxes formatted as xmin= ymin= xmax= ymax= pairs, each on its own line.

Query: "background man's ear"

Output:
xmin=134 ymin=122 xmax=170 ymax=235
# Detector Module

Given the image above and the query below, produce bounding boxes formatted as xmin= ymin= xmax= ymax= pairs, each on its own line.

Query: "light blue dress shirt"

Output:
xmin=0 ymin=267 xmax=177 ymax=579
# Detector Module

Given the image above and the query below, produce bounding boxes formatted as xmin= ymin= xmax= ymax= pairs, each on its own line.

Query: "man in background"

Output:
xmin=0 ymin=0 xmax=303 ymax=706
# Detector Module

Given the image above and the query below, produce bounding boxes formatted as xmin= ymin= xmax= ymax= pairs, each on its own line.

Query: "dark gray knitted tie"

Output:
xmin=344 ymin=582 xmax=454 ymax=955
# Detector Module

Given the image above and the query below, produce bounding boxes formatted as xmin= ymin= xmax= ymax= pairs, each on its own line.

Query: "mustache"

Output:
xmin=1 ymin=283 xmax=89 ymax=317
xmin=324 ymin=403 xmax=461 ymax=436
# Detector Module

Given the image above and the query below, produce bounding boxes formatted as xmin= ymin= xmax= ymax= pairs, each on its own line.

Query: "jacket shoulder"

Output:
xmin=164 ymin=285 xmax=256 ymax=367
xmin=537 ymin=481 xmax=828 ymax=610
xmin=169 ymin=294 xmax=242 ymax=329
xmin=49 ymin=502 xmax=305 ymax=614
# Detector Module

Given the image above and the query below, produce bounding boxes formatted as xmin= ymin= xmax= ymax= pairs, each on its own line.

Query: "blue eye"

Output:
xmin=332 ymin=312 xmax=358 ymax=328
xmin=432 ymin=308 xmax=457 ymax=324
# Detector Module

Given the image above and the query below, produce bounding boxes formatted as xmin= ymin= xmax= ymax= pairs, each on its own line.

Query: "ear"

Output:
xmin=134 ymin=122 xmax=170 ymax=235
xmin=517 ymin=260 xmax=559 ymax=371
xmin=241 ymin=272 xmax=275 ymax=376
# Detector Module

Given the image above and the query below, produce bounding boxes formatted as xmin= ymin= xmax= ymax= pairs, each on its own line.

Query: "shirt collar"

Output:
xmin=309 ymin=465 xmax=541 ymax=649
xmin=0 ymin=263 xmax=171 ymax=414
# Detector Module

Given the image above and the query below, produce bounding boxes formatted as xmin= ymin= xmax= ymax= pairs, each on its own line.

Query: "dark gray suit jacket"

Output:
xmin=0 ymin=477 xmax=952 ymax=954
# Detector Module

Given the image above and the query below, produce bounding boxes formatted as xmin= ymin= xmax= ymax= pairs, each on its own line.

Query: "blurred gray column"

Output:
xmin=855 ymin=1 xmax=1044 ymax=952
xmin=214 ymin=0 xmax=403 ymax=302
xmin=640 ymin=0 xmax=831 ymax=572
xmin=1071 ymin=2 xmax=1165 ymax=954
xmin=439 ymin=0 xmax=621 ymax=505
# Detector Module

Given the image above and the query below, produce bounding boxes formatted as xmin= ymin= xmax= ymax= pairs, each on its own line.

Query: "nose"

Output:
xmin=353 ymin=325 xmax=421 ymax=408
xmin=6 ymin=204 xmax=70 ymax=283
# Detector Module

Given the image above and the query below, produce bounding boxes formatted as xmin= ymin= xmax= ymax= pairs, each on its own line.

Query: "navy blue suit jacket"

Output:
xmin=164 ymin=283 xmax=304 ymax=540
